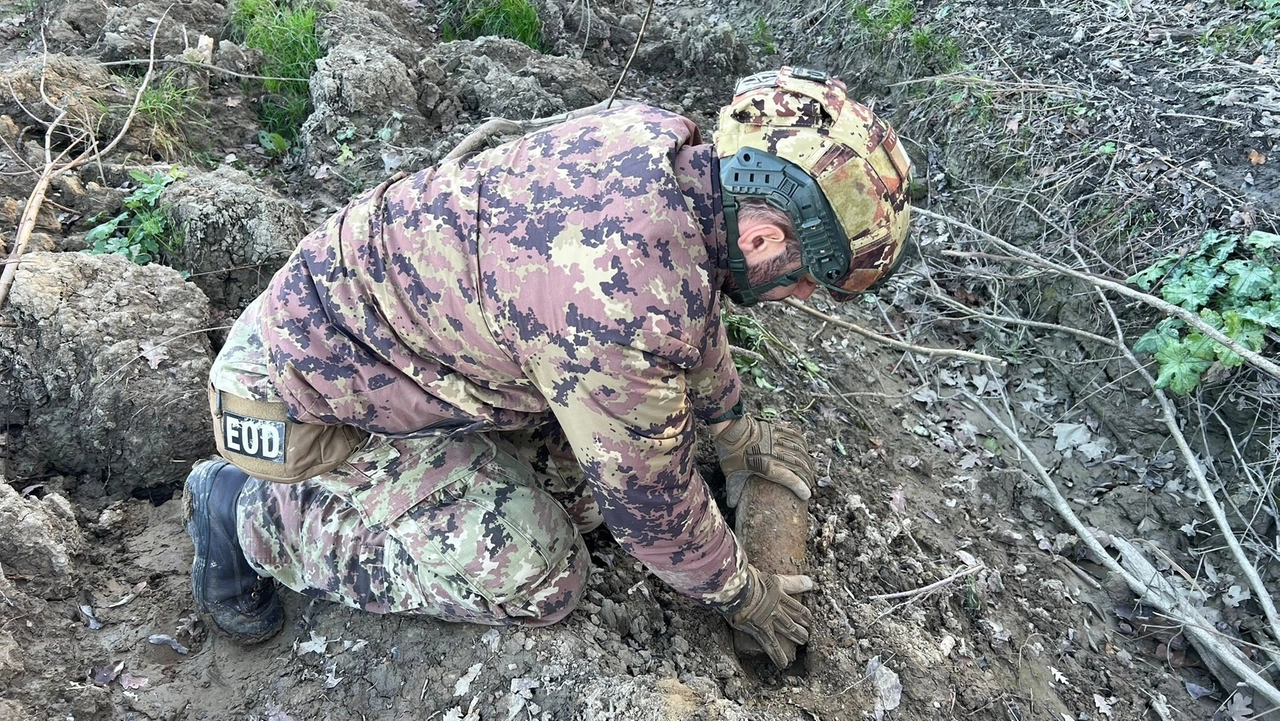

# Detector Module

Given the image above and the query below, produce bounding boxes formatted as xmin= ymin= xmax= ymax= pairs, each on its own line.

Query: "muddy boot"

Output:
xmin=184 ymin=459 xmax=284 ymax=644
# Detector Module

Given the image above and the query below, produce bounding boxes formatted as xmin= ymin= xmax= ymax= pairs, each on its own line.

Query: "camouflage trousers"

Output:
xmin=236 ymin=424 xmax=603 ymax=626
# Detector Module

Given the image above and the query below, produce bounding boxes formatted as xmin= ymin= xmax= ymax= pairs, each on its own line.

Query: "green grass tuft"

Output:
xmin=442 ymin=0 xmax=545 ymax=51
xmin=134 ymin=72 xmax=202 ymax=159
xmin=229 ymin=0 xmax=327 ymax=142
xmin=850 ymin=0 xmax=915 ymax=36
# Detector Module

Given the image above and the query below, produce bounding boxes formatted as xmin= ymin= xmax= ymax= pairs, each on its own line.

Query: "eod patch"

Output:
xmin=222 ymin=411 xmax=286 ymax=463
xmin=209 ymin=384 xmax=369 ymax=483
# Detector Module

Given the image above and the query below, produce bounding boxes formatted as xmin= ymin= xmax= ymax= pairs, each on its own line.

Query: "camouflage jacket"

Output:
xmin=247 ymin=105 xmax=750 ymax=608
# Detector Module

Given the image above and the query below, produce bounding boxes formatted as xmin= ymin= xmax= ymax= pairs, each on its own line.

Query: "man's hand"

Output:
xmin=713 ymin=415 xmax=814 ymax=505
xmin=724 ymin=565 xmax=815 ymax=669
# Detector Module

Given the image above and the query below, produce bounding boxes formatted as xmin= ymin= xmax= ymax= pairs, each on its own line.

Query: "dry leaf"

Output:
xmin=1227 ymin=692 xmax=1253 ymax=721
xmin=1185 ymin=681 xmax=1213 ymax=699
xmin=865 ymin=656 xmax=902 ymax=720
xmin=1094 ymin=693 xmax=1115 ymax=716
xmin=79 ymin=604 xmax=104 ymax=630
xmin=139 ymin=341 xmax=169 ymax=370
xmin=89 ymin=660 xmax=124 ymax=685
xmin=889 ymin=487 xmax=907 ymax=515
xmin=147 ymin=634 xmax=189 ymax=655
xmin=454 ymin=663 xmax=482 ymax=697
xmin=1248 ymin=149 xmax=1266 ymax=165
xmin=1223 ymin=585 xmax=1252 ymax=608
xmin=295 ymin=631 xmax=330 ymax=656
xmin=225 ymin=96 xmax=242 ymax=108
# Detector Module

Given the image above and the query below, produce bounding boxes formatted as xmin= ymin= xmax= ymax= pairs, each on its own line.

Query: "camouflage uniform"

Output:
xmin=211 ymin=105 xmax=748 ymax=625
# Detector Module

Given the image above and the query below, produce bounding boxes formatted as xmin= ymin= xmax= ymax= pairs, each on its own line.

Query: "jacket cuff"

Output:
xmin=704 ymin=398 xmax=744 ymax=425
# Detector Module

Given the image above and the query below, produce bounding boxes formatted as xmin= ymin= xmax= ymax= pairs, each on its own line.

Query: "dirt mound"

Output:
xmin=428 ymin=36 xmax=611 ymax=120
xmin=0 ymin=54 xmax=125 ymax=130
xmin=0 ymin=252 xmax=214 ymax=499
xmin=1 ymin=0 xmax=1278 ymax=718
xmin=0 ymin=481 xmax=82 ymax=599
xmin=164 ymin=166 xmax=306 ymax=314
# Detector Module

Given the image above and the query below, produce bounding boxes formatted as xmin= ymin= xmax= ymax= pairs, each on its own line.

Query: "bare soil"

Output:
xmin=1 ymin=0 xmax=1277 ymax=719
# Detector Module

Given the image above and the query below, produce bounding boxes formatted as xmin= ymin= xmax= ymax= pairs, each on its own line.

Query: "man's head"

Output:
xmin=714 ymin=67 xmax=913 ymax=306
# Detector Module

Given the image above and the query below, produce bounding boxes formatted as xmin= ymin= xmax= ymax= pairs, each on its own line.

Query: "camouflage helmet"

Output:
xmin=714 ymin=67 xmax=913 ymax=305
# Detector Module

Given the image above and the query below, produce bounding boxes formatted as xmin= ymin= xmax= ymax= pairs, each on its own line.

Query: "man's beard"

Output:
xmin=724 ymin=249 xmax=804 ymax=302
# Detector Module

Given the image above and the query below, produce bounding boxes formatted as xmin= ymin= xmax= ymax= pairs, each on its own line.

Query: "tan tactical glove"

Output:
xmin=713 ymin=415 xmax=814 ymax=506
xmin=724 ymin=564 xmax=815 ymax=669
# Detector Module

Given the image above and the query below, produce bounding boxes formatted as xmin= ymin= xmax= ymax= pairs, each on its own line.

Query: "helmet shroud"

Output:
xmin=714 ymin=67 xmax=913 ymax=305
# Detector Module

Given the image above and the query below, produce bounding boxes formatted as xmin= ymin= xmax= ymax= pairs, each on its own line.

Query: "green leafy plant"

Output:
xmin=724 ymin=312 xmax=825 ymax=391
xmin=229 ymin=0 xmax=327 ymax=143
xmin=1129 ymin=229 xmax=1280 ymax=394
xmin=725 ymin=312 xmax=779 ymax=390
xmin=751 ymin=16 xmax=777 ymax=55
xmin=86 ymin=169 xmax=186 ymax=265
xmin=442 ymin=0 xmax=545 ymax=51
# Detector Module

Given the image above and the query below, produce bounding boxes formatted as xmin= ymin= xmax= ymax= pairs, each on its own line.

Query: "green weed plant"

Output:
xmin=443 ymin=0 xmax=545 ymax=51
xmin=724 ymin=311 xmax=824 ymax=401
xmin=229 ymin=0 xmax=326 ymax=143
xmin=87 ymin=169 xmax=185 ymax=266
xmin=1129 ymin=229 xmax=1280 ymax=394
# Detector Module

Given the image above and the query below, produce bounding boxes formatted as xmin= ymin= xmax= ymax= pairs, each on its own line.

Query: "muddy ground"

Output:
xmin=1 ymin=0 xmax=1278 ymax=719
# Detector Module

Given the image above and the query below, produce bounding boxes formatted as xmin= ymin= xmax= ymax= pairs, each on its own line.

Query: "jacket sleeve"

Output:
xmin=685 ymin=298 xmax=742 ymax=423
xmin=524 ymin=338 xmax=750 ymax=608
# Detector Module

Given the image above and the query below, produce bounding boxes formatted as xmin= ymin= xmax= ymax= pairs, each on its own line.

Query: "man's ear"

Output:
xmin=736 ymin=219 xmax=789 ymax=263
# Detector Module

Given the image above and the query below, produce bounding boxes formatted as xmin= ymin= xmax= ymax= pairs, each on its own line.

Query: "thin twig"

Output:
xmin=98 ymin=58 xmax=306 ymax=84
xmin=1158 ymin=111 xmax=1245 ymax=127
xmin=783 ymin=298 xmax=1005 ymax=365
xmin=729 ymin=345 xmax=766 ymax=364
xmin=606 ymin=0 xmax=654 ymax=109
xmin=915 ymin=207 xmax=1280 ymax=382
xmin=869 ymin=563 xmax=984 ymax=601
xmin=924 ymin=288 xmax=1119 ymax=348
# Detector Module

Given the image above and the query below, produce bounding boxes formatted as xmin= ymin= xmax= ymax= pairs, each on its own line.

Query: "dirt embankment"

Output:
xmin=1 ymin=0 xmax=1278 ymax=719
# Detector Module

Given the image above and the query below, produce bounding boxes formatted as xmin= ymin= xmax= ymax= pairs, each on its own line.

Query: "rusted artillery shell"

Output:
xmin=732 ymin=475 xmax=809 ymax=662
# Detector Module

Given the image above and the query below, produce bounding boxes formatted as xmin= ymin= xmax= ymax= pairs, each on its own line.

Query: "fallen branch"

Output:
xmin=1094 ymin=287 xmax=1280 ymax=658
xmin=442 ymin=98 xmax=640 ymax=162
xmin=0 ymin=10 xmax=167 ymax=310
xmin=915 ymin=206 xmax=1280 ymax=382
xmin=783 ymin=298 xmax=1005 ymax=365
xmin=961 ymin=388 xmax=1280 ymax=707
xmin=869 ymin=563 xmax=983 ymax=601
xmin=924 ymin=287 xmax=1119 ymax=348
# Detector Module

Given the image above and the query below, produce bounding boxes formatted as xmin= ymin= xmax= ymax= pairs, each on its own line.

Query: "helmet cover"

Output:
xmin=715 ymin=67 xmax=912 ymax=303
